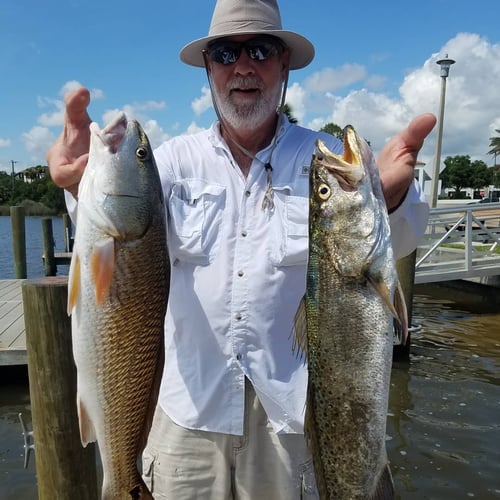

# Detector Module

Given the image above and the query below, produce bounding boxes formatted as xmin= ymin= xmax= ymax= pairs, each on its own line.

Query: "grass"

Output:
xmin=442 ymin=242 xmax=500 ymax=254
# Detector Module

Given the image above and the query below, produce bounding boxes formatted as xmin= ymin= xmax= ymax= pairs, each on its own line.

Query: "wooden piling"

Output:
xmin=63 ymin=213 xmax=73 ymax=252
xmin=393 ymin=249 xmax=417 ymax=361
xmin=22 ymin=277 xmax=98 ymax=499
xmin=10 ymin=206 xmax=27 ymax=279
xmin=41 ymin=217 xmax=57 ymax=277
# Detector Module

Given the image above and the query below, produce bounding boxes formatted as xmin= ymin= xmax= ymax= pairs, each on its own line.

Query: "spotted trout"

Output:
xmin=294 ymin=126 xmax=407 ymax=499
xmin=68 ymin=113 xmax=169 ymax=499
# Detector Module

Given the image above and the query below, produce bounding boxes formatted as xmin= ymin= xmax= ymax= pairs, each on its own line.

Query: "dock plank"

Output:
xmin=0 ymin=279 xmax=26 ymax=366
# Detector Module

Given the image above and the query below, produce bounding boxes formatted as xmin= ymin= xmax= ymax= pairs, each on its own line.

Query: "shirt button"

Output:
xmin=237 ymin=270 xmax=244 ymax=277
xmin=245 ymin=190 xmax=251 ymax=197
xmin=236 ymin=353 xmax=242 ymax=360
xmin=235 ymin=313 xmax=242 ymax=320
xmin=241 ymin=230 xmax=247 ymax=237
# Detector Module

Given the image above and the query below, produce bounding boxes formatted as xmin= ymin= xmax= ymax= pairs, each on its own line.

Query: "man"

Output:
xmin=47 ymin=1 xmax=436 ymax=498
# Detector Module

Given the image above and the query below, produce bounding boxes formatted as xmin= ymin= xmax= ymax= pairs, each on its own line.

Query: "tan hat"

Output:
xmin=180 ymin=0 xmax=315 ymax=70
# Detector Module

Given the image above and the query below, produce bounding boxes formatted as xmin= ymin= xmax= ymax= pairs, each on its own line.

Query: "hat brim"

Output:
xmin=180 ymin=30 xmax=315 ymax=70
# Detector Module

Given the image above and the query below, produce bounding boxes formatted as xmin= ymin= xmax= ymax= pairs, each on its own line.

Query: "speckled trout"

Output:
xmin=68 ymin=113 xmax=169 ymax=499
xmin=294 ymin=126 xmax=407 ymax=499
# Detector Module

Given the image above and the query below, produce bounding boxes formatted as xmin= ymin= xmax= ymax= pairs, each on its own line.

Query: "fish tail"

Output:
xmin=369 ymin=464 xmax=394 ymax=500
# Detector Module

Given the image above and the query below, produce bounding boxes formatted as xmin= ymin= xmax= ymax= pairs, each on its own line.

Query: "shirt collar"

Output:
xmin=208 ymin=114 xmax=292 ymax=156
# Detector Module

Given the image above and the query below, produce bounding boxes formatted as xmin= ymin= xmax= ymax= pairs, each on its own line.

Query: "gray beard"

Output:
xmin=213 ymin=78 xmax=283 ymax=131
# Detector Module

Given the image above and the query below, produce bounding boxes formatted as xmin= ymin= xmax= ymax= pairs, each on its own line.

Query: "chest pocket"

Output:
xmin=269 ymin=187 xmax=309 ymax=267
xmin=168 ymin=179 xmax=226 ymax=265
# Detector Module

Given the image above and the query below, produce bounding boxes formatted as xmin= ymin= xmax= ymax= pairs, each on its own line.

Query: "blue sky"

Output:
xmin=1 ymin=0 xmax=500 ymax=177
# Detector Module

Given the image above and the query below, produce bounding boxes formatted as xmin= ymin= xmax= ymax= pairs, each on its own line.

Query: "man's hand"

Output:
xmin=46 ymin=87 xmax=92 ymax=198
xmin=378 ymin=113 xmax=436 ymax=212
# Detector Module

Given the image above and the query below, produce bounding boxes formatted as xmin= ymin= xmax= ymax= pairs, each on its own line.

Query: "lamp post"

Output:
xmin=430 ymin=54 xmax=455 ymax=208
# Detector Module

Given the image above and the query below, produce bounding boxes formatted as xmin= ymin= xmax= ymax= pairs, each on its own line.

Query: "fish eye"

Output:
xmin=136 ymin=146 xmax=149 ymax=160
xmin=317 ymin=183 xmax=331 ymax=200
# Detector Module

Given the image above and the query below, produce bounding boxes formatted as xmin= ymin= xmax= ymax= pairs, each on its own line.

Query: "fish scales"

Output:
xmin=296 ymin=126 xmax=403 ymax=499
xmin=68 ymin=113 xmax=169 ymax=499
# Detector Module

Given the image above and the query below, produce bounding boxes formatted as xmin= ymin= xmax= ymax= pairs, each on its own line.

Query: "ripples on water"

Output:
xmin=388 ymin=286 xmax=500 ymax=499
xmin=1 ymin=285 xmax=499 ymax=498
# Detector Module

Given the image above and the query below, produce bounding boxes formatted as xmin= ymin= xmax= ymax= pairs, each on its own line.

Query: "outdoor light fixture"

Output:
xmin=430 ymin=54 xmax=456 ymax=208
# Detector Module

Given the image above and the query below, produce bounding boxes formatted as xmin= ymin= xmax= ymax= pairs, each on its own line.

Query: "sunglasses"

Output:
xmin=206 ymin=36 xmax=284 ymax=65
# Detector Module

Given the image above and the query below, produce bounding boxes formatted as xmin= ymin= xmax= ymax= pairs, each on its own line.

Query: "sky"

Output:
xmin=1 ymin=0 xmax=500 ymax=177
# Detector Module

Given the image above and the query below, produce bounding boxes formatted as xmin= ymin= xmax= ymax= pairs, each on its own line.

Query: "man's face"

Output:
xmin=207 ymin=35 xmax=290 ymax=130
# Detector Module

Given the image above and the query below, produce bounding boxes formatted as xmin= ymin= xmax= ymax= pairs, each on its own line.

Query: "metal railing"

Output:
xmin=415 ymin=203 xmax=500 ymax=284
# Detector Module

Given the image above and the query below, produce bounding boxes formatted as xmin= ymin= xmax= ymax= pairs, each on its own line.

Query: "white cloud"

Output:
xmin=285 ymin=82 xmax=307 ymax=123
xmin=19 ymin=34 xmax=500 ymax=169
xmin=21 ymin=126 xmax=55 ymax=161
xmin=59 ymin=80 xmax=85 ymax=96
xmin=304 ymin=64 xmax=366 ymax=93
xmin=100 ymin=102 xmax=170 ymax=149
xmin=290 ymin=32 xmax=500 ymax=165
xmin=35 ymin=81 xmax=105 ymax=129
xmin=143 ymin=119 xmax=171 ymax=149
xmin=185 ymin=121 xmax=207 ymax=135
xmin=191 ymin=86 xmax=213 ymax=116
xmin=101 ymin=101 xmax=166 ymax=126
xmin=0 ymin=138 xmax=11 ymax=148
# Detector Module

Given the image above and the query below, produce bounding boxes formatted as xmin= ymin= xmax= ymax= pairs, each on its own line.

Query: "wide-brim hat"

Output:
xmin=180 ymin=0 xmax=315 ymax=70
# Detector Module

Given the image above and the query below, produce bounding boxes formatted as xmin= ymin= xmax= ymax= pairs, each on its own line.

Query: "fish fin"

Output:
xmin=369 ymin=464 xmax=395 ymax=500
xmin=292 ymin=296 xmax=308 ymax=361
xmin=67 ymin=253 xmax=81 ymax=315
xmin=366 ymin=273 xmax=399 ymax=322
xmin=90 ymin=237 xmax=116 ymax=304
xmin=393 ymin=281 xmax=409 ymax=345
xmin=77 ymin=396 xmax=97 ymax=446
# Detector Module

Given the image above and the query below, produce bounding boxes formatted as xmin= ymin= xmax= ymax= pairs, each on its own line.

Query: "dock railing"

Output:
xmin=415 ymin=202 xmax=500 ymax=284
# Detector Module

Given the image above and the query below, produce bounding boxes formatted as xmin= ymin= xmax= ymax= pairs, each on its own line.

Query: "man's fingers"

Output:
xmin=65 ymin=87 xmax=92 ymax=125
xmin=48 ymin=152 xmax=89 ymax=191
xmin=46 ymin=87 xmax=92 ymax=190
xmin=404 ymin=113 xmax=436 ymax=149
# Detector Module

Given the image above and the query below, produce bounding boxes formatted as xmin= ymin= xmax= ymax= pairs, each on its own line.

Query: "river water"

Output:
xmin=0 ymin=215 xmax=70 ymax=279
xmin=0 ymin=217 xmax=499 ymax=498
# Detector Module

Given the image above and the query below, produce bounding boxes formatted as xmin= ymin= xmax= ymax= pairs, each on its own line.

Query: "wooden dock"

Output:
xmin=0 ymin=279 xmax=27 ymax=366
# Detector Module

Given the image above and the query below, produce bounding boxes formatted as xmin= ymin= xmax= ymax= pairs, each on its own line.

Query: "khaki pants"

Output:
xmin=142 ymin=380 xmax=318 ymax=499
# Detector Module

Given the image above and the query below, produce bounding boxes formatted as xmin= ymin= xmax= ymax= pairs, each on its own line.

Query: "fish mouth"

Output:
xmin=342 ymin=125 xmax=363 ymax=167
xmin=315 ymin=132 xmax=365 ymax=191
xmin=91 ymin=113 xmax=129 ymax=154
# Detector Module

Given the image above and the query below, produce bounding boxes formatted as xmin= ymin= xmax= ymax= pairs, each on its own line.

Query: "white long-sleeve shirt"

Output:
xmin=65 ymin=117 xmax=429 ymax=436
xmin=154 ymin=118 xmax=428 ymax=435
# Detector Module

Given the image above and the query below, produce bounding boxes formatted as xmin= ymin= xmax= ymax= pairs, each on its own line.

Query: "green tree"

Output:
xmin=282 ymin=103 xmax=298 ymax=124
xmin=0 ymin=165 xmax=65 ymax=213
xmin=441 ymin=155 xmax=492 ymax=198
xmin=490 ymin=166 xmax=500 ymax=189
xmin=320 ymin=123 xmax=344 ymax=141
xmin=0 ymin=171 xmax=11 ymax=205
xmin=487 ymin=128 xmax=500 ymax=166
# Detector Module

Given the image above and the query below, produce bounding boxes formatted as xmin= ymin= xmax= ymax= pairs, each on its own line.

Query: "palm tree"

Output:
xmin=487 ymin=129 xmax=500 ymax=166
xmin=281 ymin=103 xmax=298 ymax=124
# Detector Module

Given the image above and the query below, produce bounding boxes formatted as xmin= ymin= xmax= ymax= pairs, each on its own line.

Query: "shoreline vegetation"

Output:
xmin=0 ymin=166 xmax=66 ymax=216
xmin=0 ymin=201 xmax=63 ymax=217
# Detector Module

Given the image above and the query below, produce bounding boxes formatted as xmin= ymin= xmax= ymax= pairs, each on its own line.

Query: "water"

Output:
xmin=1 ymin=218 xmax=499 ymax=497
xmin=388 ymin=286 xmax=500 ymax=499
xmin=0 ymin=215 xmax=70 ymax=279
